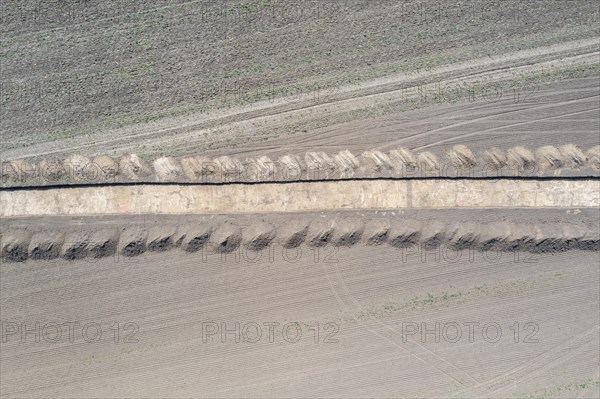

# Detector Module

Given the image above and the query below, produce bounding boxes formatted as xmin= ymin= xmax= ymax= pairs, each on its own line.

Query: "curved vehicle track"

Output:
xmin=2 ymin=40 xmax=598 ymax=161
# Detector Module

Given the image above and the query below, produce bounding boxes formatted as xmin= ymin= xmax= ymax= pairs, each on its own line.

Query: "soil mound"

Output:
xmin=180 ymin=224 xmax=213 ymax=252
xmin=243 ymin=156 xmax=275 ymax=181
xmin=153 ymin=157 xmax=183 ymax=181
xmin=210 ymin=222 xmax=242 ymax=253
xmin=360 ymin=150 xmax=393 ymax=172
xmin=215 ymin=156 xmax=243 ymax=181
xmin=416 ymin=151 xmax=439 ymax=175
xmin=180 ymin=156 xmax=203 ymax=180
xmin=147 ymin=226 xmax=178 ymax=252
xmin=531 ymin=222 xmax=567 ymax=253
xmin=63 ymin=154 xmax=91 ymax=181
xmin=560 ymin=223 xmax=588 ymax=251
xmin=420 ymin=221 xmax=447 ymax=250
xmin=577 ymin=222 xmax=599 ymax=251
xmin=61 ymin=231 xmax=90 ymax=260
xmin=389 ymin=147 xmax=418 ymax=173
xmin=482 ymin=148 xmax=507 ymax=170
xmin=477 ymin=221 xmax=512 ymax=251
xmin=88 ymin=229 xmax=119 ymax=258
xmin=504 ymin=223 xmax=537 ymax=252
xmin=305 ymin=152 xmax=337 ymax=178
xmin=333 ymin=150 xmax=360 ymax=177
xmin=181 ymin=156 xmax=219 ymax=181
xmin=244 ymin=221 xmax=277 ymax=250
xmin=586 ymin=146 xmax=600 ymax=170
xmin=307 ymin=218 xmax=335 ymax=247
xmin=1 ymin=229 xmax=32 ymax=262
xmin=39 ymin=157 xmax=66 ymax=182
xmin=559 ymin=144 xmax=587 ymax=169
xmin=277 ymin=220 xmax=310 ymax=248
xmin=447 ymin=222 xmax=480 ymax=250
xmin=119 ymin=154 xmax=151 ymax=180
xmin=28 ymin=230 xmax=64 ymax=260
xmin=331 ymin=218 xmax=364 ymax=247
xmin=507 ymin=146 xmax=536 ymax=174
xmin=4 ymin=159 xmax=36 ymax=182
xmin=119 ymin=228 xmax=148 ymax=256
xmin=445 ymin=145 xmax=477 ymax=168
xmin=388 ymin=219 xmax=422 ymax=248
xmin=363 ymin=219 xmax=390 ymax=245
xmin=93 ymin=155 xmax=119 ymax=179
xmin=535 ymin=146 xmax=564 ymax=169
xmin=278 ymin=154 xmax=304 ymax=180
xmin=1 ymin=161 xmax=17 ymax=183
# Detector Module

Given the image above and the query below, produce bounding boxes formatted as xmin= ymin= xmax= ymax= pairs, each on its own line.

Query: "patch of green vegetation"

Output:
xmin=3 ymin=1 xmax=598 ymax=157
xmin=339 ymin=272 xmax=566 ymax=324
xmin=296 ymin=23 xmax=599 ymax=89
xmin=329 ymin=62 xmax=600 ymax=128
xmin=519 ymin=377 xmax=599 ymax=399
xmin=120 ymin=27 xmax=599 ymax=134
xmin=0 ymin=49 xmax=19 ymax=57
xmin=229 ymin=0 xmax=273 ymax=13
xmin=351 ymin=289 xmax=465 ymax=321
xmin=512 ymin=62 xmax=600 ymax=84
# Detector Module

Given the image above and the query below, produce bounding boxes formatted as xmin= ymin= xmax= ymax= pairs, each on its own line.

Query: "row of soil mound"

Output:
xmin=2 ymin=218 xmax=597 ymax=262
xmin=2 ymin=145 xmax=599 ymax=185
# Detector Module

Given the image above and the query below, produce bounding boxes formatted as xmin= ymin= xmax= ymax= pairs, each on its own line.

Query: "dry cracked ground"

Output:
xmin=1 ymin=1 xmax=599 ymax=398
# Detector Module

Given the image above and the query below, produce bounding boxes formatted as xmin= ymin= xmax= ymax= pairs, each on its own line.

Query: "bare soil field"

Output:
xmin=1 ymin=210 xmax=599 ymax=397
xmin=206 ymin=77 xmax=600 ymax=161
xmin=1 ymin=1 xmax=599 ymax=398
xmin=3 ymin=74 xmax=599 ymax=164
xmin=1 ymin=215 xmax=598 ymax=398
xmin=1 ymin=1 xmax=599 ymax=159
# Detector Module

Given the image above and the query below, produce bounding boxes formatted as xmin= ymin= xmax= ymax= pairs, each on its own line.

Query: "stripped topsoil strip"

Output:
xmin=2 ymin=217 xmax=598 ymax=262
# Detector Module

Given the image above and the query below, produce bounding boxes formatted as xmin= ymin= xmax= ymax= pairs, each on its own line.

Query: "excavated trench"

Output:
xmin=2 ymin=144 xmax=598 ymax=262
xmin=1 ymin=176 xmax=598 ymax=262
